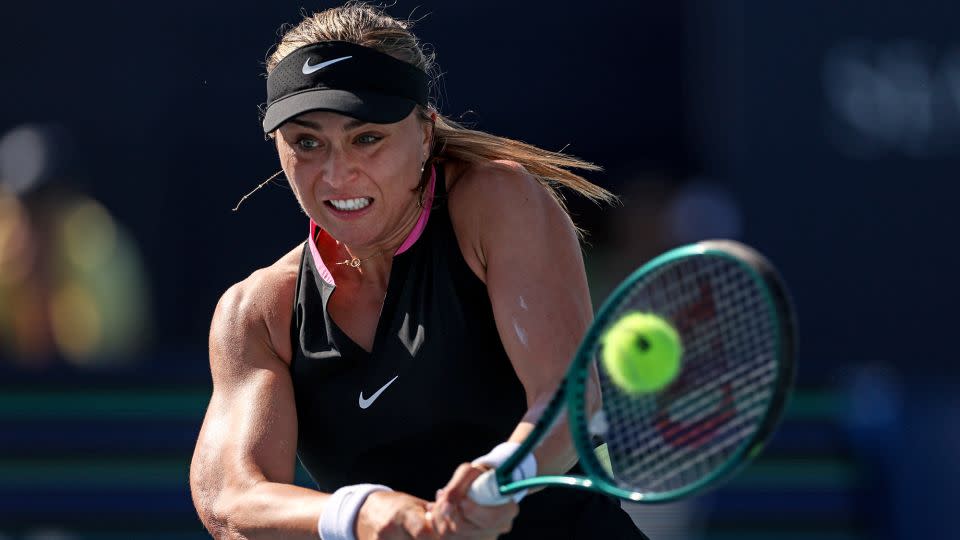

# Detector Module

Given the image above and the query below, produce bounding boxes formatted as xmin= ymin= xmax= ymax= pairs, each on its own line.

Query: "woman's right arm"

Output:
xmin=189 ymin=263 xmax=436 ymax=539
xmin=190 ymin=265 xmax=329 ymax=539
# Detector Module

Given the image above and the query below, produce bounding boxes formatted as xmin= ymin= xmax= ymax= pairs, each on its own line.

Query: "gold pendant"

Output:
xmin=336 ymin=250 xmax=382 ymax=269
xmin=336 ymin=257 xmax=363 ymax=268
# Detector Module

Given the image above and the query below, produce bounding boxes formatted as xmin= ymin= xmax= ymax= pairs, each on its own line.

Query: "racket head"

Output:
xmin=566 ymin=239 xmax=797 ymax=502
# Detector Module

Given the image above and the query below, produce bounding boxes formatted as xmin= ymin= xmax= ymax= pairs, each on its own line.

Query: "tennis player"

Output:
xmin=190 ymin=3 xmax=648 ymax=539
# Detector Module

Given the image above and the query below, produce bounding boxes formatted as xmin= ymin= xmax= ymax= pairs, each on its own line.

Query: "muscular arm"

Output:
xmin=450 ymin=161 xmax=602 ymax=476
xmin=191 ymin=251 xmax=438 ymax=540
xmin=189 ymin=255 xmax=331 ymax=539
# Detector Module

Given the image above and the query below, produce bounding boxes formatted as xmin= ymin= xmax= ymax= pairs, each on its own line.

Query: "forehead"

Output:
xmin=284 ymin=110 xmax=416 ymax=132
xmin=285 ymin=110 xmax=365 ymax=131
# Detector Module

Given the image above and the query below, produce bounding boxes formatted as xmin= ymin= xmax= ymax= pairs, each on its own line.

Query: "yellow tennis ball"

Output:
xmin=600 ymin=312 xmax=683 ymax=394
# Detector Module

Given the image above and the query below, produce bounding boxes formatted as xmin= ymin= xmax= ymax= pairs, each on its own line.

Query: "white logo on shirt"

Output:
xmin=358 ymin=375 xmax=399 ymax=409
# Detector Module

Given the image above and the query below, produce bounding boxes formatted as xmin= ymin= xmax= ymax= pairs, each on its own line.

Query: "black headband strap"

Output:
xmin=262 ymin=41 xmax=430 ymax=132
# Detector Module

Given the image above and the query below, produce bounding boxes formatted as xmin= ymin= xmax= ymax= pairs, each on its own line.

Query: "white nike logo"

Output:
xmin=302 ymin=55 xmax=352 ymax=75
xmin=358 ymin=375 xmax=399 ymax=409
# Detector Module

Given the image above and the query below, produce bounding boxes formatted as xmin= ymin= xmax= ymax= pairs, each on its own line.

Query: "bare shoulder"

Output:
xmin=211 ymin=245 xmax=302 ymax=369
xmin=446 ymin=160 xmax=576 ymax=279
xmin=447 ymin=159 xmax=553 ymax=206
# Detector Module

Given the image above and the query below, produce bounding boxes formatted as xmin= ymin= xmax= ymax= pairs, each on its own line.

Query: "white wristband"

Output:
xmin=471 ymin=442 xmax=537 ymax=502
xmin=318 ymin=483 xmax=392 ymax=540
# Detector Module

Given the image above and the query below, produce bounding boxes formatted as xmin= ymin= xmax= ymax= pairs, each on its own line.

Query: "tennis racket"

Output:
xmin=469 ymin=239 xmax=797 ymax=504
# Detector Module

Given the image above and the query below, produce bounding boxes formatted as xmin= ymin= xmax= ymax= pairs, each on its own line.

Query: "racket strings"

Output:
xmin=587 ymin=255 xmax=779 ymax=494
xmin=607 ymin=357 xmax=776 ymax=490
xmin=621 ymin=383 xmax=775 ymax=486
xmin=613 ymin=357 xmax=776 ymax=465
xmin=631 ymin=321 xmax=777 ymax=448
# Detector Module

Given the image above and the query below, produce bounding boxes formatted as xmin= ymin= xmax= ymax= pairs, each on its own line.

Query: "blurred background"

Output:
xmin=1 ymin=1 xmax=957 ymax=538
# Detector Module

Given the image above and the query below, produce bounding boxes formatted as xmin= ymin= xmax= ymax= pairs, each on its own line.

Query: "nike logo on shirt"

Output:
xmin=358 ymin=375 xmax=399 ymax=409
xmin=302 ymin=56 xmax=352 ymax=74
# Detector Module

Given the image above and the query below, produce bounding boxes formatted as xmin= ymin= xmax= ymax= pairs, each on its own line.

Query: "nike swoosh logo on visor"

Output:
xmin=358 ymin=375 xmax=399 ymax=409
xmin=302 ymin=55 xmax=353 ymax=75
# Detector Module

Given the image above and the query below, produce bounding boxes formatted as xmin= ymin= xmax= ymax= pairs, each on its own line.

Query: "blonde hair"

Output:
xmin=266 ymin=2 xmax=617 ymax=229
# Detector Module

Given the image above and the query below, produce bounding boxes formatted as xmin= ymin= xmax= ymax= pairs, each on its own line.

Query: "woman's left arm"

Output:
xmin=431 ymin=161 xmax=602 ymax=536
xmin=469 ymin=161 xmax=600 ymax=474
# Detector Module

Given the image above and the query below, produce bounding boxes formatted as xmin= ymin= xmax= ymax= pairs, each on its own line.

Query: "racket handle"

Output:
xmin=468 ymin=469 xmax=512 ymax=506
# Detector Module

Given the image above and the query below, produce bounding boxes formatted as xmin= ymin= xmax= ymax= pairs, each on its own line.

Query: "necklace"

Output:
xmin=336 ymin=249 xmax=385 ymax=269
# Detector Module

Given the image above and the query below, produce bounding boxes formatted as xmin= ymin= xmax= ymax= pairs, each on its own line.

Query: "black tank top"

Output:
xmin=290 ymin=167 xmax=646 ymax=539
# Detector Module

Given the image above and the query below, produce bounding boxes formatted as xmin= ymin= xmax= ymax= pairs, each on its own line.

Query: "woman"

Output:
xmin=190 ymin=3 xmax=648 ymax=539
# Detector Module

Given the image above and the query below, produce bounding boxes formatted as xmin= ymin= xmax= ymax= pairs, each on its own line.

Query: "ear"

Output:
xmin=420 ymin=110 xmax=436 ymax=157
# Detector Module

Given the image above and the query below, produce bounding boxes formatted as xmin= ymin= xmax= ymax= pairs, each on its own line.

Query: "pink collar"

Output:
xmin=308 ymin=166 xmax=437 ymax=286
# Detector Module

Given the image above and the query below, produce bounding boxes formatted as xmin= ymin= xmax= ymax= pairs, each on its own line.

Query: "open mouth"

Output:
xmin=325 ymin=197 xmax=373 ymax=212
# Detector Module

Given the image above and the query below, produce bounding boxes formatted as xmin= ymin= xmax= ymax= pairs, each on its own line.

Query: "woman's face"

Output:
xmin=275 ymin=110 xmax=431 ymax=250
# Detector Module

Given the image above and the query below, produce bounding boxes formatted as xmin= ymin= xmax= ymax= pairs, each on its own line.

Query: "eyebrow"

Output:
xmin=289 ymin=117 xmax=369 ymax=131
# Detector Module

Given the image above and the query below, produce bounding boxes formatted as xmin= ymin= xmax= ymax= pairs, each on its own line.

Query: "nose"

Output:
xmin=321 ymin=147 xmax=356 ymax=188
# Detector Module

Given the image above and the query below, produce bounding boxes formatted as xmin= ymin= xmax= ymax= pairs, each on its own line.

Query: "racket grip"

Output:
xmin=468 ymin=469 xmax=512 ymax=506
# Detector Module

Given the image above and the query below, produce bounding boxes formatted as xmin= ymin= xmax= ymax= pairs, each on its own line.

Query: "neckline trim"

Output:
xmin=307 ymin=165 xmax=437 ymax=287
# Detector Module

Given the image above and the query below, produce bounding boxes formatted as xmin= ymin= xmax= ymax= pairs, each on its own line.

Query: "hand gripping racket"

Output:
xmin=468 ymin=240 xmax=797 ymax=504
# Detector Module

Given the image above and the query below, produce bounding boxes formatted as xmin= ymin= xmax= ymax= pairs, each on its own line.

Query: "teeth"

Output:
xmin=329 ymin=197 xmax=371 ymax=211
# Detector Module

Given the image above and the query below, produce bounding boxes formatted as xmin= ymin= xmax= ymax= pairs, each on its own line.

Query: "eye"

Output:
xmin=356 ymin=133 xmax=383 ymax=145
xmin=296 ymin=137 xmax=321 ymax=151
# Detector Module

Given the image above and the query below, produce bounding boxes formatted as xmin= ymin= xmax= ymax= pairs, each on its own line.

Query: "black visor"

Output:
xmin=262 ymin=41 xmax=430 ymax=133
